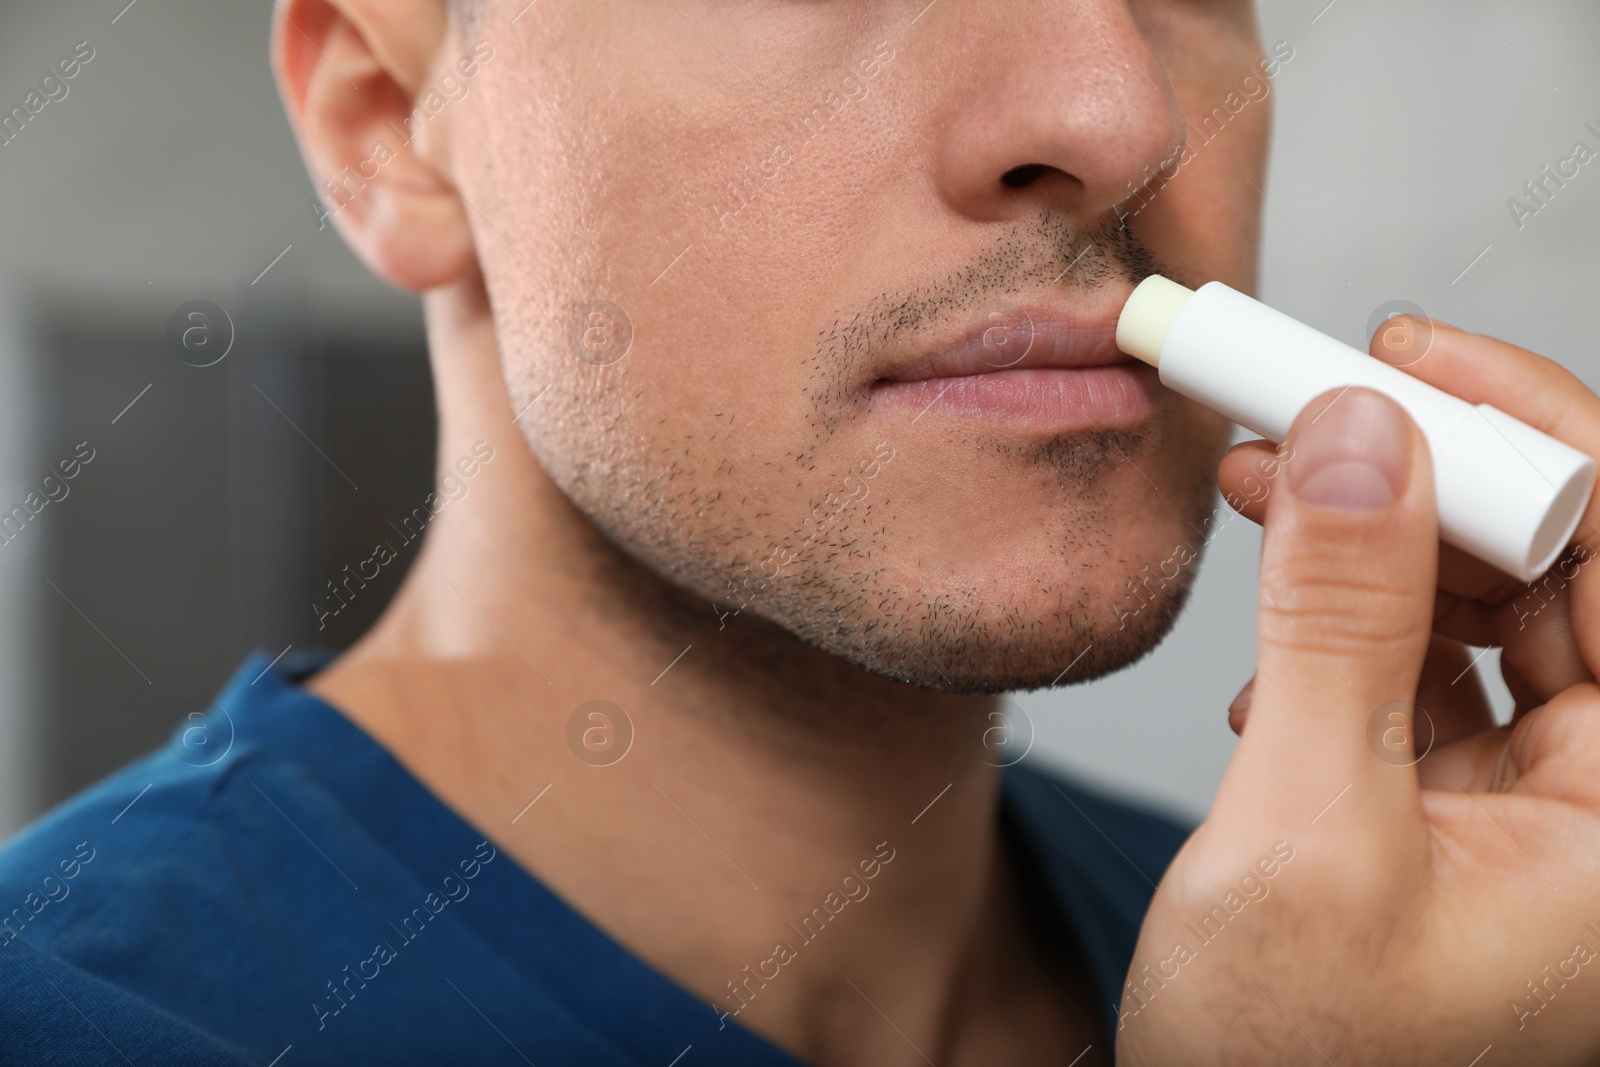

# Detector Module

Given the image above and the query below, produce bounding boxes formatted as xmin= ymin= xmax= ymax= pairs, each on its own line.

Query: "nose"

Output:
xmin=929 ymin=2 xmax=1189 ymax=224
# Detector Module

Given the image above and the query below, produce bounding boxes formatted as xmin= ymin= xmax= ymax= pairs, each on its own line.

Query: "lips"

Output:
xmin=878 ymin=310 xmax=1131 ymax=383
xmin=870 ymin=301 xmax=1159 ymax=430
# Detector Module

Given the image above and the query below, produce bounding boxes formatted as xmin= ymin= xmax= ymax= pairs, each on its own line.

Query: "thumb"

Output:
xmin=1220 ymin=386 xmax=1439 ymax=824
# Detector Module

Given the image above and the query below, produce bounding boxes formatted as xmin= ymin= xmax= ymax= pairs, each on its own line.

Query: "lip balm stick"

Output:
xmin=1117 ymin=275 xmax=1596 ymax=582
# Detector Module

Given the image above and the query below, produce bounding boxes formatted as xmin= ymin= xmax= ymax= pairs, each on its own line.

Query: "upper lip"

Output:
xmin=876 ymin=306 xmax=1133 ymax=384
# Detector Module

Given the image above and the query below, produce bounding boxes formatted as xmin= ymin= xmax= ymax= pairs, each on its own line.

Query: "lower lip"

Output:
xmin=872 ymin=364 xmax=1159 ymax=430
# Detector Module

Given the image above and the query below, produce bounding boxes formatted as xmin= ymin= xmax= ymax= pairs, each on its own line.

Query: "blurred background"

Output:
xmin=0 ymin=0 xmax=1595 ymax=836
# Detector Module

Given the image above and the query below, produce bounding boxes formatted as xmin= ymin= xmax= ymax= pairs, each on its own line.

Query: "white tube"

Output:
xmin=1117 ymin=276 xmax=1596 ymax=582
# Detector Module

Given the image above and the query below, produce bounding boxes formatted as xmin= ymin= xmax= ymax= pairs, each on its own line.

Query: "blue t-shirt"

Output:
xmin=0 ymin=652 xmax=1190 ymax=1066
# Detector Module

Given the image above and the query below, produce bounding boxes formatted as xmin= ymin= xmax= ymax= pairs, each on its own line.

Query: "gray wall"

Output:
xmin=0 ymin=0 xmax=1594 ymax=832
xmin=0 ymin=0 xmax=418 ymax=836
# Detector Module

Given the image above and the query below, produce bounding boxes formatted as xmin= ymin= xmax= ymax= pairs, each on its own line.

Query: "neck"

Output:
xmin=310 ymin=276 xmax=1058 ymax=1064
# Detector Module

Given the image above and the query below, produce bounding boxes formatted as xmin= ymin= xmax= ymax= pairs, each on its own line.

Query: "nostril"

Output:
xmin=1000 ymin=163 xmax=1052 ymax=188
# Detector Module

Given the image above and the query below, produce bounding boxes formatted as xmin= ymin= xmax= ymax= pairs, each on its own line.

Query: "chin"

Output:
xmin=763 ymin=552 xmax=1206 ymax=696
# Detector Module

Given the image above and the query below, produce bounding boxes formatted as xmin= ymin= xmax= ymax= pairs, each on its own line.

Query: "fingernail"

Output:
xmin=1288 ymin=388 xmax=1409 ymax=509
xmin=1228 ymin=677 xmax=1255 ymax=716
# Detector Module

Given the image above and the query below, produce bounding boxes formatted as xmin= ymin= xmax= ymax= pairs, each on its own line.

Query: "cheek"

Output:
xmin=1136 ymin=110 xmax=1267 ymax=294
xmin=1139 ymin=17 xmax=1271 ymax=291
xmin=471 ymin=25 xmax=895 ymax=510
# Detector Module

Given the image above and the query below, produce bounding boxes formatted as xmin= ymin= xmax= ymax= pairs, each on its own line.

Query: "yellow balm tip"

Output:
xmin=1117 ymin=275 xmax=1196 ymax=367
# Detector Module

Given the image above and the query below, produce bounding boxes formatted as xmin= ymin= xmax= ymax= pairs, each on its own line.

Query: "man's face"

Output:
xmin=455 ymin=0 xmax=1267 ymax=692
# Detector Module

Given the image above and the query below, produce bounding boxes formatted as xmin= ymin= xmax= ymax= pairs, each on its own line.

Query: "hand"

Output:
xmin=1117 ymin=323 xmax=1600 ymax=1066
xmin=1223 ymin=324 xmax=1599 ymax=786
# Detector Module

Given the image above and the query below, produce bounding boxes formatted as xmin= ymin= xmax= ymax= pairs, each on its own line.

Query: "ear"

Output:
xmin=272 ymin=0 xmax=476 ymax=291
